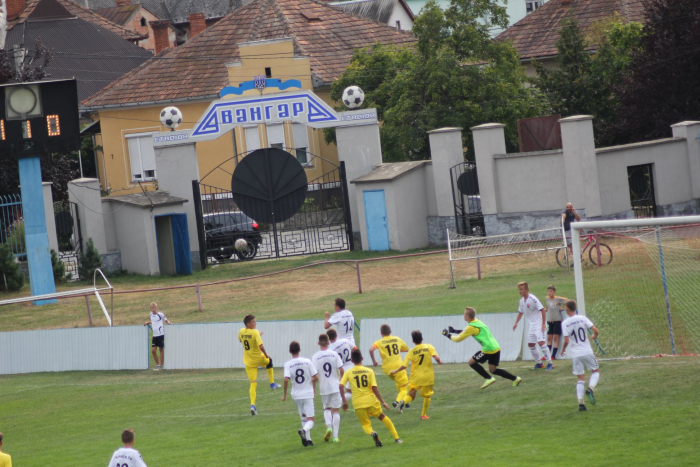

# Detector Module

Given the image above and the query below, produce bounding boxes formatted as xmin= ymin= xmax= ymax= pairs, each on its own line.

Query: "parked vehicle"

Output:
xmin=203 ymin=212 xmax=262 ymax=261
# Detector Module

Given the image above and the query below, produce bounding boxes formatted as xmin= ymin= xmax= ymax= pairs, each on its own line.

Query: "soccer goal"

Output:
xmin=572 ymin=216 xmax=700 ymax=359
xmin=447 ymin=227 xmax=567 ymax=287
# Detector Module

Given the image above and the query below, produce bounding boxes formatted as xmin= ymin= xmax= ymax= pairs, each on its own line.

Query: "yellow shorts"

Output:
xmin=355 ymin=402 xmax=383 ymax=424
xmin=388 ymin=369 xmax=408 ymax=389
xmin=409 ymin=384 xmax=434 ymax=398
xmin=244 ymin=356 xmax=271 ymax=382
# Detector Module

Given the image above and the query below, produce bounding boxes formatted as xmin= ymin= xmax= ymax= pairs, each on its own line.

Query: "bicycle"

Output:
xmin=555 ymin=233 xmax=613 ymax=267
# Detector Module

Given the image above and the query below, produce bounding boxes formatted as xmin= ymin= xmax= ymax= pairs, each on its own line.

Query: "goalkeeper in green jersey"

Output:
xmin=443 ymin=307 xmax=522 ymax=389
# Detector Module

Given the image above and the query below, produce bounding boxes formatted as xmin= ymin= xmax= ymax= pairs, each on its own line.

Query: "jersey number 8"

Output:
xmin=295 ymin=368 xmax=306 ymax=384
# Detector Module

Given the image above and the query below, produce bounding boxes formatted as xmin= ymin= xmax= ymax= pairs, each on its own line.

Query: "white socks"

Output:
xmin=529 ymin=346 xmax=541 ymax=361
xmin=332 ymin=411 xmax=341 ymax=438
xmin=576 ymin=381 xmax=585 ymax=403
xmin=303 ymin=420 xmax=314 ymax=440
xmin=540 ymin=344 xmax=552 ymax=363
xmin=589 ymin=371 xmax=600 ymax=389
xmin=324 ymin=409 xmax=332 ymax=428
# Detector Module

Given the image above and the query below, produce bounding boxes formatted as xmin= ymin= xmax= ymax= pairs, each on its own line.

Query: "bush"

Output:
xmin=78 ymin=238 xmax=102 ymax=282
xmin=50 ymin=249 xmax=68 ymax=283
xmin=0 ymin=243 xmax=24 ymax=292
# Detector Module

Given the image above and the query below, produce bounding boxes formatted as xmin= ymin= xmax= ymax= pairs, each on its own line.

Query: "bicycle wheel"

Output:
xmin=588 ymin=243 xmax=613 ymax=266
xmin=555 ymin=248 xmax=573 ymax=268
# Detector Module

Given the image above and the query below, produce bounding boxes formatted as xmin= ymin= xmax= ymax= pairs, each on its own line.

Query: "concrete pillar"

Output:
xmin=427 ymin=128 xmax=464 ymax=216
xmin=42 ymin=182 xmax=58 ymax=253
xmin=336 ymin=123 xmax=383 ymax=247
xmin=471 ymin=123 xmax=506 ymax=215
xmin=671 ymin=121 xmax=700 ymax=200
xmin=68 ymin=178 xmax=107 ymax=254
xmin=560 ymin=115 xmax=602 ymax=217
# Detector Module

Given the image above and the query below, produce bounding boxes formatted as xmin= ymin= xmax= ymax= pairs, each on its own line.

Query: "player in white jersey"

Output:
xmin=108 ymin=429 xmax=147 ymax=467
xmin=312 ymin=333 xmax=345 ymax=443
xmin=560 ymin=300 xmax=600 ymax=412
xmin=512 ymin=282 xmax=553 ymax=370
xmin=327 ymin=329 xmax=354 ymax=395
xmin=324 ymin=298 xmax=356 ymax=347
xmin=143 ymin=302 xmax=171 ymax=370
xmin=283 ymin=341 xmax=319 ymax=447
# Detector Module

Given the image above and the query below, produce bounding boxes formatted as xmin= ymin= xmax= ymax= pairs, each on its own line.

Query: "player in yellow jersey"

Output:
xmin=340 ymin=349 xmax=402 ymax=447
xmin=238 ymin=314 xmax=281 ymax=416
xmin=0 ymin=432 xmax=11 ymax=467
xmin=392 ymin=330 xmax=442 ymax=420
xmin=369 ymin=324 xmax=409 ymax=408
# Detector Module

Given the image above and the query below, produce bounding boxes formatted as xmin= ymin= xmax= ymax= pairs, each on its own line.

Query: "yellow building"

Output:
xmin=82 ymin=0 xmax=415 ymax=194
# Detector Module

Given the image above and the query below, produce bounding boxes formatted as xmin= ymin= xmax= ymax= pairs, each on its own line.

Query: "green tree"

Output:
xmin=51 ymin=249 xmax=67 ymax=283
xmin=0 ymin=243 xmax=25 ymax=292
xmin=329 ymin=0 xmax=546 ymax=161
xmin=78 ymin=238 xmax=102 ymax=282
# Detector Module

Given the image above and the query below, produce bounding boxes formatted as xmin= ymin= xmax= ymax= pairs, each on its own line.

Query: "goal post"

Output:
xmin=572 ymin=215 xmax=700 ymax=358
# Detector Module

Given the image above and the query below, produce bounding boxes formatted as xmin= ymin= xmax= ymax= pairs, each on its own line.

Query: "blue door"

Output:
xmin=363 ymin=190 xmax=390 ymax=251
xmin=171 ymin=214 xmax=193 ymax=275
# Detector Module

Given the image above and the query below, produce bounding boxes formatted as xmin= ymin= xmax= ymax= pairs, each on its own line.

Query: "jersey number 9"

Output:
xmin=243 ymin=340 xmax=250 ymax=351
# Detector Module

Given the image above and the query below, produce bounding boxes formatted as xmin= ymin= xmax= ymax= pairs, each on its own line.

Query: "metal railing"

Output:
xmin=0 ymin=194 xmax=25 ymax=258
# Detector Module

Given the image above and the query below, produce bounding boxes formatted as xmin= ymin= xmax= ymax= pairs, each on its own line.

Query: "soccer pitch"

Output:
xmin=1 ymin=358 xmax=698 ymax=466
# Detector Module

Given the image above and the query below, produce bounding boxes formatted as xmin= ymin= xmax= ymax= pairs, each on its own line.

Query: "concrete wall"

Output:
xmin=391 ymin=168 xmax=429 ymax=250
xmin=42 ymin=182 xmax=58 ymax=253
xmin=68 ymin=178 xmax=108 ymax=254
xmin=495 ymin=151 xmax=565 ymax=213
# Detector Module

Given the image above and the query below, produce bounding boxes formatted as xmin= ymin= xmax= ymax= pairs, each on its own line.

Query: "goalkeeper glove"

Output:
xmin=442 ymin=329 xmax=452 ymax=339
xmin=448 ymin=326 xmax=463 ymax=334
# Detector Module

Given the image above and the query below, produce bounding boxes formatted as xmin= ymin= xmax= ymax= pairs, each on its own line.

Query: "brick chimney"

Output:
xmin=150 ymin=20 xmax=171 ymax=55
xmin=188 ymin=12 xmax=206 ymax=38
xmin=7 ymin=0 xmax=27 ymax=21
xmin=116 ymin=0 xmax=131 ymax=6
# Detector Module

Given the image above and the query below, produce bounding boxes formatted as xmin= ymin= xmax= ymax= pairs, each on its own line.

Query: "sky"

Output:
xmin=404 ymin=0 xmax=529 ymax=34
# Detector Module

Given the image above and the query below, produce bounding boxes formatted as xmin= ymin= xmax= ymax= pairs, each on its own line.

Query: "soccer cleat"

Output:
xmin=395 ymin=438 xmax=404 ymax=444
xmin=513 ymin=376 xmax=522 ymax=387
xmin=421 ymin=415 xmax=430 ymax=420
xmin=405 ymin=403 xmax=411 ymax=409
xmin=270 ymin=383 xmax=281 ymax=390
xmin=306 ymin=440 xmax=314 ymax=446
xmin=298 ymin=429 xmax=308 ymax=447
xmin=533 ymin=363 xmax=544 ymax=370
xmin=480 ymin=377 xmax=497 ymax=389
xmin=250 ymin=405 xmax=257 ymax=416
xmin=586 ymin=388 xmax=596 ymax=405
xmin=396 ymin=400 xmax=405 ymax=414
xmin=332 ymin=438 xmax=339 ymax=443
xmin=579 ymin=404 xmax=587 ymax=412
xmin=392 ymin=401 xmax=398 ymax=408
xmin=371 ymin=431 xmax=383 ymax=447
xmin=545 ymin=363 xmax=555 ymax=371
xmin=324 ymin=428 xmax=333 ymax=442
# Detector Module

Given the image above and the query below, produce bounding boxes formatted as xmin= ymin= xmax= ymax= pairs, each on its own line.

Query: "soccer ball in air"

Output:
xmin=342 ymin=86 xmax=365 ymax=109
xmin=235 ymin=238 xmax=248 ymax=252
xmin=160 ymin=106 xmax=183 ymax=130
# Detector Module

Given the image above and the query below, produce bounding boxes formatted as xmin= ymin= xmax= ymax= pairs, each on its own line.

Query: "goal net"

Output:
xmin=572 ymin=216 xmax=700 ymax=359
xmin=447 ymin=227 xmax=566 ymax=287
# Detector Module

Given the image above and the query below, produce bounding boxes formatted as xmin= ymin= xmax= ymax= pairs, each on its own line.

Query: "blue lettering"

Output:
xmin=292 ymin=102 xmax=304 ymax=117
xmin=221 ymin=110 xmax=233 ymax=124
xmin=236 ymin=109 xmax=247 ymax=123
xmin=250 ymin=107 xmax=262 ymax=121
xmin=278 ymin=104 xmax=289 ymax=118
xmin=265 ymin=105 xmax=273 ymax=120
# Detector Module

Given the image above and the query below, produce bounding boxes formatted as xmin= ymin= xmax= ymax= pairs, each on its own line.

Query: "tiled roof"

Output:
xmin=496 ymin=0 xmax=646 ymax=60
xmin=72 ymin=0 xmax=247 ymax=23
xmin=8 ymin=0 xmax=145 ymax=41
xmin=94 ymin=4 xmax=141 ymax=25
xmin=328 ymin=0 xmax=414 ymax=23
xmin=82 ymin=0 xmax=415 ymax=108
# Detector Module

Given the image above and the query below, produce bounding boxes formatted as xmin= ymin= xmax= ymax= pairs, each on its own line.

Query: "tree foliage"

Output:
xmin=51 ymin=249 xmax=67 ymax=283
xmin=329 ymin=0 xmax=546 ymax=161
xmin=0 ymin=243 xmax=25 ymax=292
xmin=78 ymin=238 xmax=102 ymax=282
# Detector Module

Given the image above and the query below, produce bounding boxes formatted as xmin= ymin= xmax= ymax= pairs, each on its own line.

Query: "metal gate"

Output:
xmin=627 ymin=164 xmax=657 ymax=218
xmin=54 ymin=201 xmax=83 ymax=280
xmin=0 ymin=194 xmax=25 ymax=258
xmin=450 ymin=161 xmax=485 ymax=236
xmin=193 ymin=149 xmax=353 ymax=266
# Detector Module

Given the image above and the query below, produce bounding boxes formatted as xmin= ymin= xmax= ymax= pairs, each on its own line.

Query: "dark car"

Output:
xmin=203 ymin=212 xmax=262 ymax=261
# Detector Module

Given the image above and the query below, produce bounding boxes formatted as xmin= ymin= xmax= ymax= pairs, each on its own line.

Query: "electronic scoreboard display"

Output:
xmin=0 ymin=79 xmax=80 ymax=158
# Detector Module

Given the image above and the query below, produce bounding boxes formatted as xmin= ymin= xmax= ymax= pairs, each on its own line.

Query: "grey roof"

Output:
xmin=6 ymin=17 xmax=153 ymax=102
xmin=351 ymin=161 xmax=430 ymax=183
xmin=328 ymin=0 xmax=412 ymax=23
xmin=105 ymin=191 xmax=188 ymax=207
xmin=72 ymin=0 xmax=246 ymax=22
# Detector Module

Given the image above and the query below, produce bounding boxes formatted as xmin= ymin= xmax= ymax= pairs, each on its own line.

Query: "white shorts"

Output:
xmin=571 ymin=354 xmax=599 ymax=375
xmin=321 ymin=392 xmax=342 ymax=410
xmin=528 ymin=327 xmax=547 ymax=344
xmin=294 ymin=398 xmax=315 ymax=419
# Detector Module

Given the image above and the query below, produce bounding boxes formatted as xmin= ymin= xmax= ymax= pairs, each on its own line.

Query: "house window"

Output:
xmin=126 ymin=133 xmax=157 ymax=181
xmin=266 ymin=124 xmax=285 ymax=150
xmin=244 ymin=126 xmax=261 ymax=152
xmin=395 ymin=20 xmax=401 ymax=30
xmin=292 ymin=123 xmax=310 ymax=166
xmin=265 ymin=67 xmax=272 ymax=78
xmin=141 ymin=17 xmax=147 ymax=27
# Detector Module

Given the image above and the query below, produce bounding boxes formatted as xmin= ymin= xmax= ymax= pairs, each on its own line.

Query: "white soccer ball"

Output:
xmin=160 ymin=106 xmax=183 ymax=130
xmin=235 ymin=238 xmax=248 ymax=252
xmin=342 ymin=86 xmax=365 ymax=109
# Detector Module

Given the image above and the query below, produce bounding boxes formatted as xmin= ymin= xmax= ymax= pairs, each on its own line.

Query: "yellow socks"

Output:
xmin=397 ymin=387 xmax=408 ymax=402
xmin=403 ymin=394 xmax=414 ymax=404
xmin=422 ymin=398 xmax=431 ymax=417
xmin=250 ymin=382 xmax=257 ymax=406
xmin=267 ymin=368 xmax=275 ymax=384
xmin=381 ymin=416 xmax=400 ymax=440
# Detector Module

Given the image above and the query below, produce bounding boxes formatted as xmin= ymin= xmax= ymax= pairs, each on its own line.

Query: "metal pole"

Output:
xmin=340 ymin=162 xmax=354 ymax=251
xmin=192 ymin=180 xmax=207 ymax=270
xmin=196 ymin=285 xmax=203 ymax=312
xmin=85 ymin=295 xmax=93 ymax=326
xmin=572 ymin=226 xmax=585 ymax=315
xmin=356 ymin=260 xmax=362 ymax=294
xmin=476 ymin=247 xmax=482 ymax=280
xmin=447 ymin=228 xmax=455 ymax=289
xmin=78 ymin=149 xmax=84 ymax=178
xmin=656 ymin=227 xmax=677 ymax=355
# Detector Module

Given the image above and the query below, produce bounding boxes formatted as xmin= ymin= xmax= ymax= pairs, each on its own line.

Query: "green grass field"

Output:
xmin=1 ymin=358 xmax=699 ymax=466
